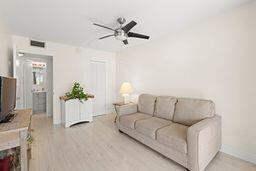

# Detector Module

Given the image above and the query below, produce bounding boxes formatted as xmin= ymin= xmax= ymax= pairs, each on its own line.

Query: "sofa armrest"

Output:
xmin=116 ymin=104 xmax=138 ymax=116
xmin=187 ymin=115 xmax=221 ymax=171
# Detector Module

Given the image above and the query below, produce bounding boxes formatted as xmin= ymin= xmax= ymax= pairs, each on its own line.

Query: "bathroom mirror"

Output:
xmin=33 ymin=67 xmax=44 ymax=85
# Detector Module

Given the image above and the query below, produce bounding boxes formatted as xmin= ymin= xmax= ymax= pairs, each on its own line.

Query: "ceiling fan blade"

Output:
xmin=123 ymin=39 xmax=128 ymax=45
xmin=128 ymin=32 xmax=150 ymax=39
xmin=93 ymin=23 xmax=115 ymax=31
xmin=99 ymin=34 xmax=114 ymax=39
xmin=121 ymin=21 xmax=137 ymax=33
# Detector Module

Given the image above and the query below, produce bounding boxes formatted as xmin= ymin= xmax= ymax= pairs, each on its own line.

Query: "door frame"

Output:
xmin=90 ymin=60 xmax=107 ymax=116
xmin=13 ymin=50 xmax=54 ymax=117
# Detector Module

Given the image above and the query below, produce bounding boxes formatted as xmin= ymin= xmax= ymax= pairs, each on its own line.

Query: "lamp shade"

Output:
xmin=120 ymin=82 xmax=133 ymax=94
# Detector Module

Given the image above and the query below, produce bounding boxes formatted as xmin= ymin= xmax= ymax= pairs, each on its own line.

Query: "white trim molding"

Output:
xmin=221 ymin=144 xmax=256 ymax=164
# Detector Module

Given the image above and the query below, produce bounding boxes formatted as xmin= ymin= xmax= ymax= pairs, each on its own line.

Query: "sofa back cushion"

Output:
xmin=138 ymin=94 xmax=156 ymax=115
xmin=173 ymin=98 xmax=215 ymax=126
xmin=154 ymin=96 xmax=177 ymax=120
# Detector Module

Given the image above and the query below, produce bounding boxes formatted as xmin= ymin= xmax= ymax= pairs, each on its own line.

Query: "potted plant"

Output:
xmin=65 ymin=82 xmax=88 ymax=102
xmin=60 ymin=82 xmax=93 ymax=128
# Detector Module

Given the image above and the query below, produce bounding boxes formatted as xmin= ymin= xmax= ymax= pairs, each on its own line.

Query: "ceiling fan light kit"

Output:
xmin=115 ymin=29 xmax=127 ymax=41
xmin=93 ymin=17 xmax=150 ymax=45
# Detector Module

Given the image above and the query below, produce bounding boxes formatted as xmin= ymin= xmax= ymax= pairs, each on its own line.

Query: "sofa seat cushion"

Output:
xmin=156 ymin=123 xmax=188 ymax=154
xmin=135 ymin=117 xmax=172 ymax=139
xmin=154 ymin=96 xmax=177 ymax=120
xmin=173 ymin=98 xmax=215 ymax=126
xmin=119 ymin=113 xmax=151 ymax=129
xmin=138 ymin=94 xmax=157 ymax=115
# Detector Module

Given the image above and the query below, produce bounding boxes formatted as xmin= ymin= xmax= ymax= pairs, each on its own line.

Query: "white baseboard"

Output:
xmin=220 ymin=144 xmax=256 ymax=164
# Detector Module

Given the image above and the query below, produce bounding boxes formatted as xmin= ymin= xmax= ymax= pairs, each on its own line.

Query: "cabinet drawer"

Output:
xmin=38 ymin=92 xmax=46 ymax=98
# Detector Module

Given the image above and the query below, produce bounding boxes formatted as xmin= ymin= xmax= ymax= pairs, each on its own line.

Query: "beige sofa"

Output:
xmin=116 ymin=94 xmax=221 ymax=171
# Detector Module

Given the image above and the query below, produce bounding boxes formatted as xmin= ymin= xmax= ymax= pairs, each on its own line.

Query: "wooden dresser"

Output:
xmin=0 ymin=109 xmax=32 ymax=171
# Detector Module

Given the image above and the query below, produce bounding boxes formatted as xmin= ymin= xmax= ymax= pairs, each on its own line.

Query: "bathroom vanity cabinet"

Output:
xmin=33 ymin=92 xmax=46 ymax=114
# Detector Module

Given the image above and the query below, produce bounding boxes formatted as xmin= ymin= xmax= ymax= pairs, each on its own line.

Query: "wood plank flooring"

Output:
xmin=29 ymin=114 xmax=256 ymax=171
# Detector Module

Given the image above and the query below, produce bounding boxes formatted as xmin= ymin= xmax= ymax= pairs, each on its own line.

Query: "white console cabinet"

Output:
xmin=61 ymin=99 xmax=93 ymax=128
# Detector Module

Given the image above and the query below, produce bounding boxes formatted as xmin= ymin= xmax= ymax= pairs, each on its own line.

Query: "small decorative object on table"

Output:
xmin=60 ymin=82 xmax=94 ymax=128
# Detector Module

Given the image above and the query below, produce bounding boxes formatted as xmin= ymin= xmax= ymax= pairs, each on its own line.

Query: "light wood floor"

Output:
xmin=29 ymin=114 xmax=256 ymax=171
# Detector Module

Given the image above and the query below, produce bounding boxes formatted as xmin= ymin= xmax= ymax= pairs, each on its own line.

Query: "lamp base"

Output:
xmin=123 ymin=94 xmax=130 ymax=104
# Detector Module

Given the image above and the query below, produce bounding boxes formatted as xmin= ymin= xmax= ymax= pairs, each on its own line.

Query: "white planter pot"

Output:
xmin=61 ymin=99 xmax=93 ymax=128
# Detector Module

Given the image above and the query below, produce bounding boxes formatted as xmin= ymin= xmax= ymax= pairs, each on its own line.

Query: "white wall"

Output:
xmin=0 ymin=16 xmax=12 ymax=76
xmin=116 ymin=3 xmax=256 ymax=163
xmin=13 ymin=35 xmax=116 ymax=124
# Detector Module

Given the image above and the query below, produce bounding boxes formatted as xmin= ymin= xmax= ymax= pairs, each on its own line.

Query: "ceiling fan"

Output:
xmin=93 ymin=18 xmax=150 ymax=45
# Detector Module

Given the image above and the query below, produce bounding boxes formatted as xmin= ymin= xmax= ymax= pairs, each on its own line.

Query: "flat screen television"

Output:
xmin=0 ymin=76 xmax=17 ymax=122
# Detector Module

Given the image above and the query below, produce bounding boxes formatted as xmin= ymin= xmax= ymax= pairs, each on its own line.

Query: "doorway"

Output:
xmin=14 ymin=52 xmax=53 ymax=116
xmin=90 ymin=60 xmax=106 ymax=116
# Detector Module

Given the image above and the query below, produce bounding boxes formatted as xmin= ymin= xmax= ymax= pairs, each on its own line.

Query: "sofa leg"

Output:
xmin=118 ymin=129 xmax=124 ymax=133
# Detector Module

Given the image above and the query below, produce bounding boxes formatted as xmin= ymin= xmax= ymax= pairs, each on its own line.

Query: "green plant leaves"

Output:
xmin=65 ymin=82 xmax=88 ymax=102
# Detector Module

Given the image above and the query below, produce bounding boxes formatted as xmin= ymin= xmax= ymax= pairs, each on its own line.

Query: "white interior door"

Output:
xmin=23 ymin=60 xmax=33 ymax=109
xmin=90 ymin=61 xmax=106 ymax=116
xmin=46 ymin=57 xmax=53 ymax=116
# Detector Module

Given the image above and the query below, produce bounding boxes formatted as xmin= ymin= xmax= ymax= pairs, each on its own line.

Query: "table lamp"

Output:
xmin=120 ymin=82 xmax=133 ymax=104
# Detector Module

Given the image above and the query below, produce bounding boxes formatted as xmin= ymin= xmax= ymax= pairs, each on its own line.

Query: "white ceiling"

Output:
xmin=0 ymin=0 xmax=252 ymax=52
